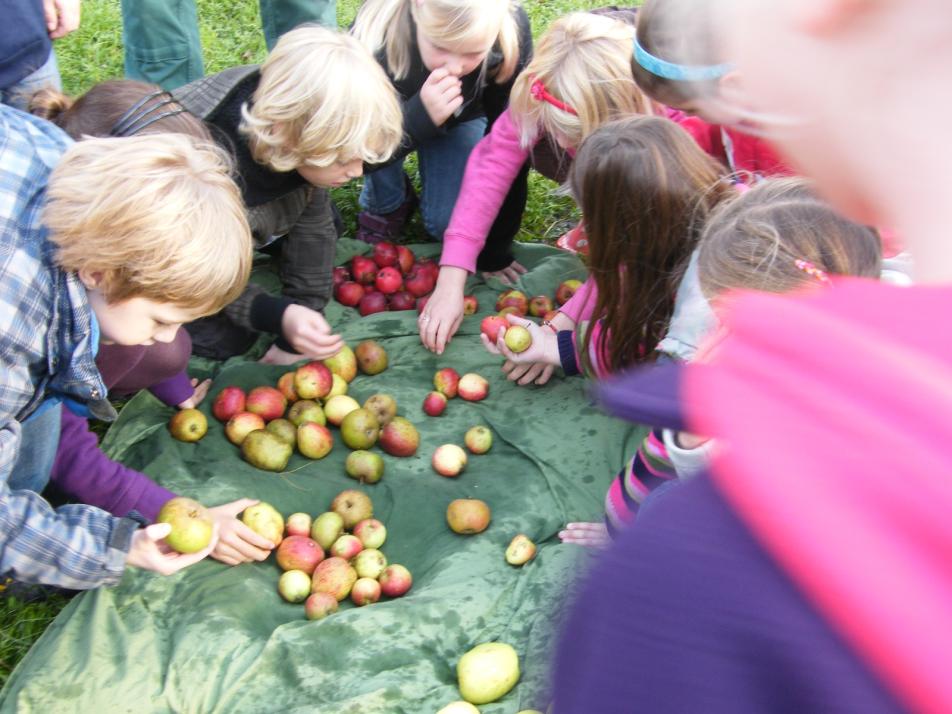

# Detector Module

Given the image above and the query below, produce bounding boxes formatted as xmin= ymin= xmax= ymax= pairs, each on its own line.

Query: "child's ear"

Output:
xmin=792 ymin=0 xmax=879 ymax=36
xmin=77 ymin=268 xmax=105 ymax=290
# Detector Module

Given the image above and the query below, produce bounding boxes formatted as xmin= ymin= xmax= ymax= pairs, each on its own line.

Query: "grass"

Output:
xmin=0 ymin=0 xmax=605 ymax=690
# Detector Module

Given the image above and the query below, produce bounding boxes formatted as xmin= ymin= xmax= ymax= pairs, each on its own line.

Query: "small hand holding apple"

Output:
xmin=126 ymin=521 xmax=219 ymax=575
xmin=481 ymin=260 xmax=527 ymax=287
xmin=177 ymin=378 xmax=212 ymax=410
xmin=207 ymin=499 xmax=277 ymax=566
xmin=481 ymin=314 xmax=559 ymax=366
xmin=276 ymin=304 xmax=344 ymax=361
xmin=420 ymin=67 xmax=464 ymax=127
xmin=419 ymin=267 xmax=467 ymax=354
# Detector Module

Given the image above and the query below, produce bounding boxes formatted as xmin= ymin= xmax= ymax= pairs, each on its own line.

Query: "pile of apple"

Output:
xmin=494 ymin=279 xmax=583 ymax=322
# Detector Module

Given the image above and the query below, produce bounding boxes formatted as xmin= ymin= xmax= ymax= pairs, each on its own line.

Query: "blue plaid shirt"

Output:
xmin=0 ymin=105 xmax=137 ymax=589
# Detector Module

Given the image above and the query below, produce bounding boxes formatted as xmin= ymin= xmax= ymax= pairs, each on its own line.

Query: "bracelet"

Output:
xmin=541 ymin=320 xmax=558 ymax=333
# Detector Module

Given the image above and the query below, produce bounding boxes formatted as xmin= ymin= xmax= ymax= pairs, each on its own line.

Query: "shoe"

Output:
xmin=356 ymin=175 xmax=418 ymax=244
xmin=0 ymin=577 xmax=77 ymax=603
xmin=555 ymin=223 xmax=589 ymax=256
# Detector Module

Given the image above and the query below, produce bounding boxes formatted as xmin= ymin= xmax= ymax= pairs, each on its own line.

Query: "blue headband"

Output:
xmin=633 ymin=35 xmax=733 ymax=83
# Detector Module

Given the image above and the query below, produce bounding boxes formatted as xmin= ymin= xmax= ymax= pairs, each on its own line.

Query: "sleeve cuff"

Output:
xmin=558 ymin=330 xmax=580 ymax=376
xmin=404 ymin=93 xmax=442 ymax=144
xmin=249 ymin=293 xmax=295 ymax=335
xmin=149 ymin=372 xmax=195 ymax=408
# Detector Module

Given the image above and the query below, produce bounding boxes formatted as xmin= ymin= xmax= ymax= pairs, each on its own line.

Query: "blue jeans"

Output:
xmin=360 ymin=116 xmax=488 ymax=240
xmin=9 ymin=403 xmax=62 ymax=494
xmin=0 ymin=51 xmax=62 ymax=110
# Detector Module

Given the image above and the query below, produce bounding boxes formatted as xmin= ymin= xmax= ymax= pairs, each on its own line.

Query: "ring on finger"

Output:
xmin=420 ymin=314 xmax=431 ymax=322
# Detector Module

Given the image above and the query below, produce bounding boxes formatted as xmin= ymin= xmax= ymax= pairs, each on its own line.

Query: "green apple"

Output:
xmin=156 ymin=497 xmax=213 ymax=553
xmin=436 ymin=702 xmax=479 ymax=714
xmin=241 ymin=502 xmax=284 ymax=545
xmin=340 ymin=408 xmax=380 ymax=450
xmin=457 ymin=642 xmax=520 ymax=705
xmin=278 ymin=569 xmax=311 ymax=603
xmin=310 ymin=511 xmax=344 ymax=550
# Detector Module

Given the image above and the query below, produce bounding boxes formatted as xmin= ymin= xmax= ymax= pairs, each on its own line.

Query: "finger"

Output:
xmin=565 ymin=522 xmax=608 ymax=533
xmin=427 ymin=67 xmax=450 ymax=85
xmin=502 ymin=267 xmax=521 ymax=283
xmin=534 ymin=364 xmax=554 ymax=385
xmin=497 ymin=271 xmax=513 ymax=287
xmin=505 ymin=363 xmax=531 ymax=383
xmin=446 ymin=95 xmax=464 ymax=114
xmin=517 ymin=364 xmax=543 ymax=386
xmin=221 ymin=530 xmax=272 ymax=562
xmin=145 ymin=522 xmax=173 ymax=542
xmin=434 ymin=318 xmax=453 ymax=355
xmin=479 ymin=333 xmax=502 ymax=356
xmin=211 ymin=543 xmax=246 ymax=566
xmin=448 ymin=314 xmax=463 ymax=345
xmin=215 ymin=498 xmax=260 ymax=518
xmin=436 ymin=74 xmax=462 ymax=94
xmin=229 ymin=521 xmax=276 ymax=551
xmin=512 ymin=261 xmax=528 ymax=274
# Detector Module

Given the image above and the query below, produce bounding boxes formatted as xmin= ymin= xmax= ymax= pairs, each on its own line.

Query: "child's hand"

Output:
xmin=501 ymin=359 xmax=556 ymax=386
xmin=481 ymin=314 xmax=560 ymax=367
xmin=559 ymin=522 xmax=610 ymax=548
xmin=280 ymin=304 xmax=344 ymax=360
xmin=206 ymin=499 xmax=276 ymax=566
xmin=177 ymin=378 xmax=212 ymax=409
xmin=126 ymin=521 xmax=219 ymax=575
xmin=420 ymin=67 xmax=463 ymax=127
xmin=481 ymin=260 xmax=527 ymax=286
xmin=259 ymin=344 xmax=303 ymax=366
xmin=43 ymin=0 xmax=81 ymax=39
xmin=419 ymin=267 xmax=468 ymax=354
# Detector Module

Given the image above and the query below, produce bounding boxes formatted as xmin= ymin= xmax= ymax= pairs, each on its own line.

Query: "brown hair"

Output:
xmin=28 ymin=80 xmax=210 ymax=141
xmin=697 ymin=178 xmax=882 ymax=298
xmin=569 ymin=115 xmax=733 ymax=374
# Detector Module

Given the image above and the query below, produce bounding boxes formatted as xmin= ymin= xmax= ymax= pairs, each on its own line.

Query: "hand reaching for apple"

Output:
xmin=481 ymin=314 xmax=560 ymax=367
xmin=278 ymin=304 xmax=344 ymax=361
xmin=177 ymin=378 xmax=212 ymax=409
xmin=126 ymin=521 xmax=220 ymax=575
xmin=207 ymin=499 xmax=276 ymax=566
xmin=419 ymin=266 xmax=467 ymax=354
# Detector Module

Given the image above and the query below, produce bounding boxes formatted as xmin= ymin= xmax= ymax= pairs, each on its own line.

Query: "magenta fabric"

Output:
xmin=683 ymin=279 xmax=952 ymax=714
xmin=559 ymin=277 xmax=597 ymax=323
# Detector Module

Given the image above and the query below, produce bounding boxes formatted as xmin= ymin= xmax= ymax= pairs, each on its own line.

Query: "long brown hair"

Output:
xmin=569 ymin=115 xmax=733 ymax=374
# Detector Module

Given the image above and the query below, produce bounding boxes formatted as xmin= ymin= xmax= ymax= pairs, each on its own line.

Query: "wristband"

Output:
xmin=557 ymin=330 xmax=580 ymax=376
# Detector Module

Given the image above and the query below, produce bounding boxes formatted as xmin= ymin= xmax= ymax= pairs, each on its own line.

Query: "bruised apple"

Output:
xmin=330 ymin=489 xmax=373 ymax=529
xmin=555 ymin=279 xmax=583 ymax=306
xmin=297 ymin=422 xmax=334 ymax=459
xmin=276 ymin=373 xmax=298 ymax=403
xmin=505 ymin=534 xmax=537 ymax=566
xmin=447 ymin=499 xmax=490 ymax=534
xmin=462 ymin=295 xmax=478 ymax=315
xmin=287 ymin=399 xmax=326 ymax=427
xmin=340 ymin=408 xmax=380 ymax=450
xmin=363 ymin=393 xmax=397 ymax=426
xmin=355 ymin=340 xmax=388 ymax=375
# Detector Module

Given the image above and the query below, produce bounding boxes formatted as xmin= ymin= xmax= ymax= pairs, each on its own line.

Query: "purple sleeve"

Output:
xmin=50 ymin=406 xmax=176 ymax=522
xmin=148 ymin=371 xmax=195 ymax=408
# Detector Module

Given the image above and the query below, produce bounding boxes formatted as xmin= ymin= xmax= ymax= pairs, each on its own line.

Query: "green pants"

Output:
xmin=121 ymin=0 xmax=337 ymax=90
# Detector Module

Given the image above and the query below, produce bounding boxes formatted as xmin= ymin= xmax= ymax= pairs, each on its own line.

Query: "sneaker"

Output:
xmin=356 ymin=175 xmax=418 ymax=244
xmin=556 ymin=223 xmax=589 ymax=256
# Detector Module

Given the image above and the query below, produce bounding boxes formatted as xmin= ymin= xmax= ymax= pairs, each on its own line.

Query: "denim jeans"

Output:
xmin=9 ymin=403 xmax=62 ymax=494
xmin=360 ymin=116 xmax=488 ymax=240
xmin=0 ymin=51 xmax=62 ymax=110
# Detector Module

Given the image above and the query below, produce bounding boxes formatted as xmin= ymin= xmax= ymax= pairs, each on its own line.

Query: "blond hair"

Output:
xmin=353 ymin=0 xmax=522 ymax=83
xmin=698 ymin=178 xmax=882 ymax=299
xmin=241 ymin=25 xmax=403 ymax=171
xmin=46 ymin=134 xmax=252 ymax=313
xmin=509 ymin=12 xmax=650 ymax=150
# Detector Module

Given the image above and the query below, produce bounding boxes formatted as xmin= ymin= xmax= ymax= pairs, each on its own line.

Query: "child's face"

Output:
xmin=416 ymin=26 xmax=492 ymax=77
xmin=85 ymin=289 xmax=203 ymax=346
xmin=297 ymin=158 xmax=364 ymax=188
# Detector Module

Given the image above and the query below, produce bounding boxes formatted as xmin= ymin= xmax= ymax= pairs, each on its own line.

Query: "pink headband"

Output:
xmin=530 ymin=78 xmax=577 ymax=116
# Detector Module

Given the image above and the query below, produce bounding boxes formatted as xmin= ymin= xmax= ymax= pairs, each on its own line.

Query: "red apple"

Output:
xmin=433 ymin=367 xmax=460 ymax=398
xmin=388 ymin=290 xmax=416 ymax=311
xmin=462 ymin=295 xmax=479 ymax=315
xmin=528 ymin=295 xmax=554 ymax=317
xmin=375 ymin=266 xmax=403 ymax=294
xmin=335 ymin=281 xmax=365 ymax=307
xmin=285 ymin=512 xmax=312 ymax=538
xmin=379 ymin=416 xmax=420 ymax=457
xmin=350 ymin=577 xmax=381 ymax=606
xmin=297 ymin=422 xmax=334 ymax=459
xmin=416 ymin=257 xmax=440 ymax=282
xmin=423 ymin=391 xmax=448 ymax=417
xmin=276 ymin=535 xmax=325 ymax=574
xmin=276 ymin=372 xmax=298 ymax=403
xmin=378 ymin=564 xmax=413 ymax=597
xmin=464 ymin=425 xmax=493 ymax=454
xmin=372 ymin=241 xmax=399 ymax=268
xmin=417 ymin=295 xmax=430 ymax=312
xmin=432 ymin=444 xmax=468 ymax=477
xmin=480 ymin=315 xmax=509 ymax=343
xmin=396 ymin=245 xmax=415 ymax=274
xmin=351 ymin=255 xmax=377 ymax=285
xmin=458 ymin=373 xmax=489 ymax=401
xmin=245 ymin=386 xmax=287 ymax=422
xmin=332 ymin=265 xmax=350 ymax=288
xmin=212 ymin=386 xmax=245 ymax=422
xmin=358 ymin=291 xmax=388 ymax=316
xmin=330 ymin=534 xmax=363 ymax=561
xmin=294 ymin=361 xmax=333 ymax=400
xmin=311 ymin=557 xmax=357 ymax=602
xmin=495 ymin=290 xmax=528 ymax=315
xmin=353 ymin=519 xmax=387 ymax=549
xmin=224 ymin=411 xmax=265 ymax=445
xmin=304 ymin=591 xmax=339 ymax=620
xmin=404 ymin=265 xmax=436 ymax=297
xmin=555 ymin=279 xmax=583 ymax=306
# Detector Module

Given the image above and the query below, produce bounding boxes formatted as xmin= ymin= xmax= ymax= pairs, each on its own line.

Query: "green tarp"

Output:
xmin=1 ymin=241 xmax=643 ymax=713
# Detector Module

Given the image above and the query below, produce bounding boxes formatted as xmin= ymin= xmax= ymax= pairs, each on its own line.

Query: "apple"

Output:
xmin=278 ymin=569 xmax=312 ymax=603
xmin=225 ymin=411 xmax=266 ymax=446
xmin=437 ymin=703 xmax=480 ymax=714
xmin=555 ymin=278 xmax=583 ymax=306
xmin=352 ymin=518 xmax=387 ymax=549
xmin=340 ymin=408 xmax=380 ymax=450
xmin=350 ymin=577 xmax=381 ymax=606
xmin=480 ymin=316 xmax=509 ymax=344
xmin=310 ymin=511 xmax=344 ymax=550
xmin=285 ymin=512 xmax=312 ymax=538
xmin=354 ymin=548 xmax=387 ymax=579
xmin=330 ymin=534 xmax=364 ymax=560
xmin=388 ymin=290 xmax=416 ymax=311
xmin=497 ymin=306 xmax=522 ymax=318
xmin=330 ymin=489 xmax=374 ymax=529
xmin=379 ymin=416 xmax=419 ymax=457
xmin=457 ymin=642 xmax=520 ymax=705
xmin=378 ymin=564 xmax=413 ymax=597
xmin=528 ymin=295 xmax=554 ymax=317
xmin=446 ymin=499 xmax=490 ymax=534
xmin=311 ymin=557 xmax=357 ymax=602
xmin=304 ymin=591 xmax=339 ymax=620
xmin=495 ymin=289 xmax=528 ymax=315
xmin=464 ymin=426 xmax=493 ymax=454
xmin=168 ymin=408 xmax=207 ymax=443
xmin=375 ymin=266 xmax=403 ymax=294
xmin=294 ymin=361 xmax=333 ymax=401
xmin=211 ymin=386 xmax=245 ymax=422
xmin=326 ymin=373 xmax=348 ymax=399
xmin=266 ymin=417 xmax=297 ymax=446
xmin=416 ymin=256 xmax=440 ymax=281
xmin=287 ymin=399 xmax=326 ymax=427
xmin=423 ymin=391 xmax=448 ymax=417
xmin=241 ymin=502 xmax=285 ymax=546
xmin=335 ymin=281 xmax=365 ymax=307
xmin=156 ymin=497 xmax=213 ymax=553
xmin=433 ymin=367 xmax=460 ymax=398
xmin=363 ymin=393 xmax=397 ymax=426
xmin=276 ymin=372 xmax=298 ymax=403
xmin=355 ymin=340 xmax=388 ymax=375
xmin=323 ymin=345 xmax=357 ymax=383
xmin=416 ymin=295 xmax=431 ymax=313
xmin=323 ymin=394 xmax=360 ymax=427
xmin=396 ymin=245 xmax=415 ymax=274
xmin=404 ymin=265 xmax=436 ymax=297
xmin=505 ymin=534 xmax=537 ymax=566
xmin=276 ymin=535 xmax=324 ymax=574
xmin=351 ymin=255 xmax=377 ymax=285
xmin=462 ymin=295 xmax=478 ymax=315
xmin=245 ymin=386 xmax=287 ymax=422
xmin=345 ymin=450 xmax=385 ymax=484
xmin=358 ymin=291 xmax=389 ymax=316
xmin=241 ymin=429 xmax=293 ymax=471
xmin=458 ymin=373 xmax=489 ymax=401
xmin=503 ymin=325 xmax=532 ymax=353
xmin=332 ymin=265 xmax=350 ymax=287
xmin=297 ymin=422 xmax=334 ymax=459
xmin=433 ymin=444 xmax=468 ymax=477
xmin=372 ymin=241 xmax=399 ymax=268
